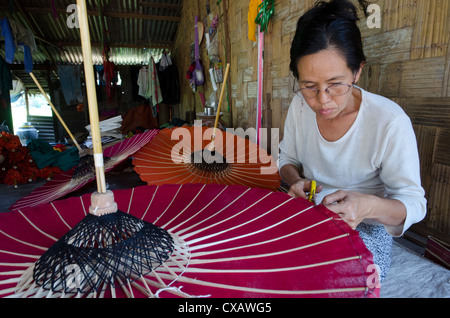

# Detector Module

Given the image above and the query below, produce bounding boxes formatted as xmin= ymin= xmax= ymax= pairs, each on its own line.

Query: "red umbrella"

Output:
xmin=133 ymin=126 xmax=281 ymax=191
xmin=0 ymin=183 xmax=380 ymax=298
xmin=9 ymin=129 xmax=159 ymax=211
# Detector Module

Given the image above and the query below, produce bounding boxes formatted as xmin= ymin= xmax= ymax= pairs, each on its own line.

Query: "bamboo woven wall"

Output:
xmin=173 ymin=0 xmax=450 ymax=240
xmin=357 ymin=0 xmax=450 ymax=239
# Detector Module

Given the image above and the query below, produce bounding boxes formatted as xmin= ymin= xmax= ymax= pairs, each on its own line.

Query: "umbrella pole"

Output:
xmin=77 ymin=0 xmax=111 ymax=211
xmin=207 ymin=63 xmax=230 ymax=152
xmin=29 ymin=72 xmax=83 ymax=153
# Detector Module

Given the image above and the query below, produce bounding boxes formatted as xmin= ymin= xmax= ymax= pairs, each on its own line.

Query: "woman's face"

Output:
xmin=296 ymin=48 xmax=363 ymax=120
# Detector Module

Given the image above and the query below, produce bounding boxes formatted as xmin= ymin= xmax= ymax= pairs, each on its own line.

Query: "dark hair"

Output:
xmin=290 ymin=0 xmax=369 ymax=79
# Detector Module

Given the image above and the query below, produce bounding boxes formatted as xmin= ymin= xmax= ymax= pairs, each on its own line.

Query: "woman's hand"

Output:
xmin=288 ymin=179 xmax=322 ymax=202
xmin=322 ymin=190 xmax=373 ymax=229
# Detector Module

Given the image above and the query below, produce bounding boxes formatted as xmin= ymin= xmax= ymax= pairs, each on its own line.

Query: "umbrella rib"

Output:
xmin=17 ymin=211 xmax=59 ymax=242
xmin=0 ymin=230 xmax=49 ymax=252
xmin=187 ymin=234 xmax=350 ymax=265
xmin=180 ymin=194 xmax=298 ymax=244
xmin=126 ymin=187 xmax=135 ymax=214
xmin=187 ymin=204 xmax=314 ymax=251
xmin=161 ymin=184 xmax=207 ymax=229
xmin=152 ymin=270 xmax=367 ymax=296
xmin=225 ymin=167 xmax=277 ymax=182
xmin=0 ymin=262 xmax=35 ymax=268
xmin=12 ymin=181 xmax=77 ymax=209
xmin=166 ymin=186 xmax=229 ymax=233
xmin=140 ymin=185 xmax=159 ymax=220
xmin=50 ymin=202 xmax=74 ymax=231
xmin=173 ymin=188 xmax=254 ymax=237
xmin=152 ymin=186 xmax=183 ymax=225
xmin=190 ymin=217 xmax=334 ymax=257
xmin=176 ymin=256 xmax=361 ymax=274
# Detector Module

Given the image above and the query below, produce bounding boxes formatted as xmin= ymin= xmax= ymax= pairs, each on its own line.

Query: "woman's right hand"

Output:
xmin=287 ymin=179 xmax=322 ymax=202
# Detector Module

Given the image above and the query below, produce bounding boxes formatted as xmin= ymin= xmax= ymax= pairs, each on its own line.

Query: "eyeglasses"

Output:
xmin=293 ymin=82 xmax=355 ymax=99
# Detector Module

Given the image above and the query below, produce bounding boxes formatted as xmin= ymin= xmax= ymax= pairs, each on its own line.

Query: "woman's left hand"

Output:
xmin=322 ymin=190 xmax=374 ymax=230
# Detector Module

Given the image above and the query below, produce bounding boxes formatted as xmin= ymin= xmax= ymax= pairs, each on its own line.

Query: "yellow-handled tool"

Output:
xmin=308 ymin=180 xmax=317 ymax=203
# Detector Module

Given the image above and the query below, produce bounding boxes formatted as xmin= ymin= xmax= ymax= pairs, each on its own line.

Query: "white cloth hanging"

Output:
xmin=158 ymin=53 xmax=172 ymax=71
xmin=137 ymin=67 xmax=149 ymax=98
xmin=137 ymin=57 xmax=163 ymax=114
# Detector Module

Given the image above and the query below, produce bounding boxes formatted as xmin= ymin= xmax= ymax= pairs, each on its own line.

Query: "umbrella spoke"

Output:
xmin=181 ymin=192 xmax=291 ymax=243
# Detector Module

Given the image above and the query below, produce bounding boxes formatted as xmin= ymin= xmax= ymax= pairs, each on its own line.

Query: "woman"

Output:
xmin=279 ymin=0 xmax=426 ymax=281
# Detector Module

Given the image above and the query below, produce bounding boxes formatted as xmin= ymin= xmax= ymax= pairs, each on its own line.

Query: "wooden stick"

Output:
xmin=77 ymin=0 xmax=107 ymax=193
xmin=206 ymin=63 xmax=230 ymax=152
xmin=29 ymin=72 xmax=83 ymax=152
xmin=212 ymin=63 xmax=230 ymax=134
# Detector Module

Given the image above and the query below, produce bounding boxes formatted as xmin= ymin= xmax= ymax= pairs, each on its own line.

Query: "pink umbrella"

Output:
xmin=0 ymin=183 xmax=380 ymax=298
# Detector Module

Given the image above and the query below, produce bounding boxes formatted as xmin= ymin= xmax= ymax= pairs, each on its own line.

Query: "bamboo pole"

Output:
xmin=76 ymin=0 xmax=106 ymax=194
xmin=206 ymin=63 xmax=230 ymax=152
xmin=29 ymin=72 xmax=83 ymax=152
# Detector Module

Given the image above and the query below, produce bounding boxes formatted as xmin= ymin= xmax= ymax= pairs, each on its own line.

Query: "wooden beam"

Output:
xmin=139 ymin=1 xmax=181 ymax=10
xmin=20 ymin=6 xmax=181 ymax=22
xmin=54 ymin=41 xmax=174 ymax=49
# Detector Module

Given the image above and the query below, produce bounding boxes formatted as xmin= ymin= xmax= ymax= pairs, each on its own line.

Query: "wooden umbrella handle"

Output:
xmin=77 ymin=0 xmax=106 ymax=194
xmin=206 ymin=63 xmax=230 ymax=152
xmin=29 ymin=72 xmax=83 ymax=152
xmin=212 ymin=63 xmax=230 ymax=135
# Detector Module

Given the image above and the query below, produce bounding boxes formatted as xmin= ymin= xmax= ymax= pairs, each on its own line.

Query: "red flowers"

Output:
xmin=0 ymin=132 xmax=61 ymax=187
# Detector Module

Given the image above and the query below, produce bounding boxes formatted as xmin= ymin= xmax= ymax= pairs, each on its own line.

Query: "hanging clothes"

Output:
xmin=137 ymin=67 xmax=149 ymax=99
xmin=148 ymin=56 xmax=163 ymax=109
xmin=10 ymin=79 xmax=25 ymax=103
xmin=0 ymin=18 xmax=34 ymax=73
xmin=8 ymin=18 xmax=37 ymax=53
xmin=156 ymin=61 xmax=180 ymax=105
xmin=0 ymin=18 xmax=15 ymax=64
xmin=116 ymin=65 xmax=134 ymax=105
xmin=248 ymin=0 xmax=260 ymax=42
xmin=0 ymin=58 xmax=13 ymax=132
xmin=137 ymin=57 xmax=163 ymax=117
xmin=0 ymin=58 xmax=13 ymax=104
xmin=57 ymin=65 xmax=83 ymax=106
xmin=158 ymin=52 xmax=172 ymax=71
xmin=103 ymin=59 xmax=115 ymax=101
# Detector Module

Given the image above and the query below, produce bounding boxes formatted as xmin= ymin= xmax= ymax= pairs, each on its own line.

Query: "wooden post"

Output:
xmin=77 ymin=0 xmax=107 ymax=193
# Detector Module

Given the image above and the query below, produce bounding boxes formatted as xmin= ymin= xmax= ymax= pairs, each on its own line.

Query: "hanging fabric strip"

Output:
xmin=256 ymin=22 xmax=264 ymax=146
xmin=51 ymin=0 xmax=58 ymax=19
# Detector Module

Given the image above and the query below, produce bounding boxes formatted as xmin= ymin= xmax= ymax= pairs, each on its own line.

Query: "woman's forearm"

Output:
xmin=368 ymin=196 xmax=407 ymax=228
xmin=280 ymin=164 xmax=303 ymax=186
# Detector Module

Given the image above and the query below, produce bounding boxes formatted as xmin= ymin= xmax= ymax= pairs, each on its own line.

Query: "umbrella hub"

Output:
xmin=31 ymin=210 xmax=175 ymax=295
xmin=89 ymin=191 xmax=118 ymax=216
xmin=190 ymin=150 xmax=229 ymax=173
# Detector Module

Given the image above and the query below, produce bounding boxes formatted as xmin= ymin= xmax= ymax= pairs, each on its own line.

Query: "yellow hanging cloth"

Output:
xmin=248 ymin=0 xmax=259 ymax=42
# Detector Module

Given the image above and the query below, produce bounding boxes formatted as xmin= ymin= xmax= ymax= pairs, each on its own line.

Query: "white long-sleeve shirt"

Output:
xmin=279 ymin=88 xmax=427 ymax=237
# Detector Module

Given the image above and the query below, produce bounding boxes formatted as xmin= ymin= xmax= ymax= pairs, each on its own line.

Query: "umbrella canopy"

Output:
xmin=0 ymin=183 xmax=380 ymax=298
xmin=132 ymin=126 xmax=281 ymax=191
xmin=9 ymin=130 xmax=159 ymax=211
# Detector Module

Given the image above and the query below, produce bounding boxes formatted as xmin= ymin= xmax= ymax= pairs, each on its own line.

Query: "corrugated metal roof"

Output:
xmin=1 ymin=0 xmax=182 ymax=91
